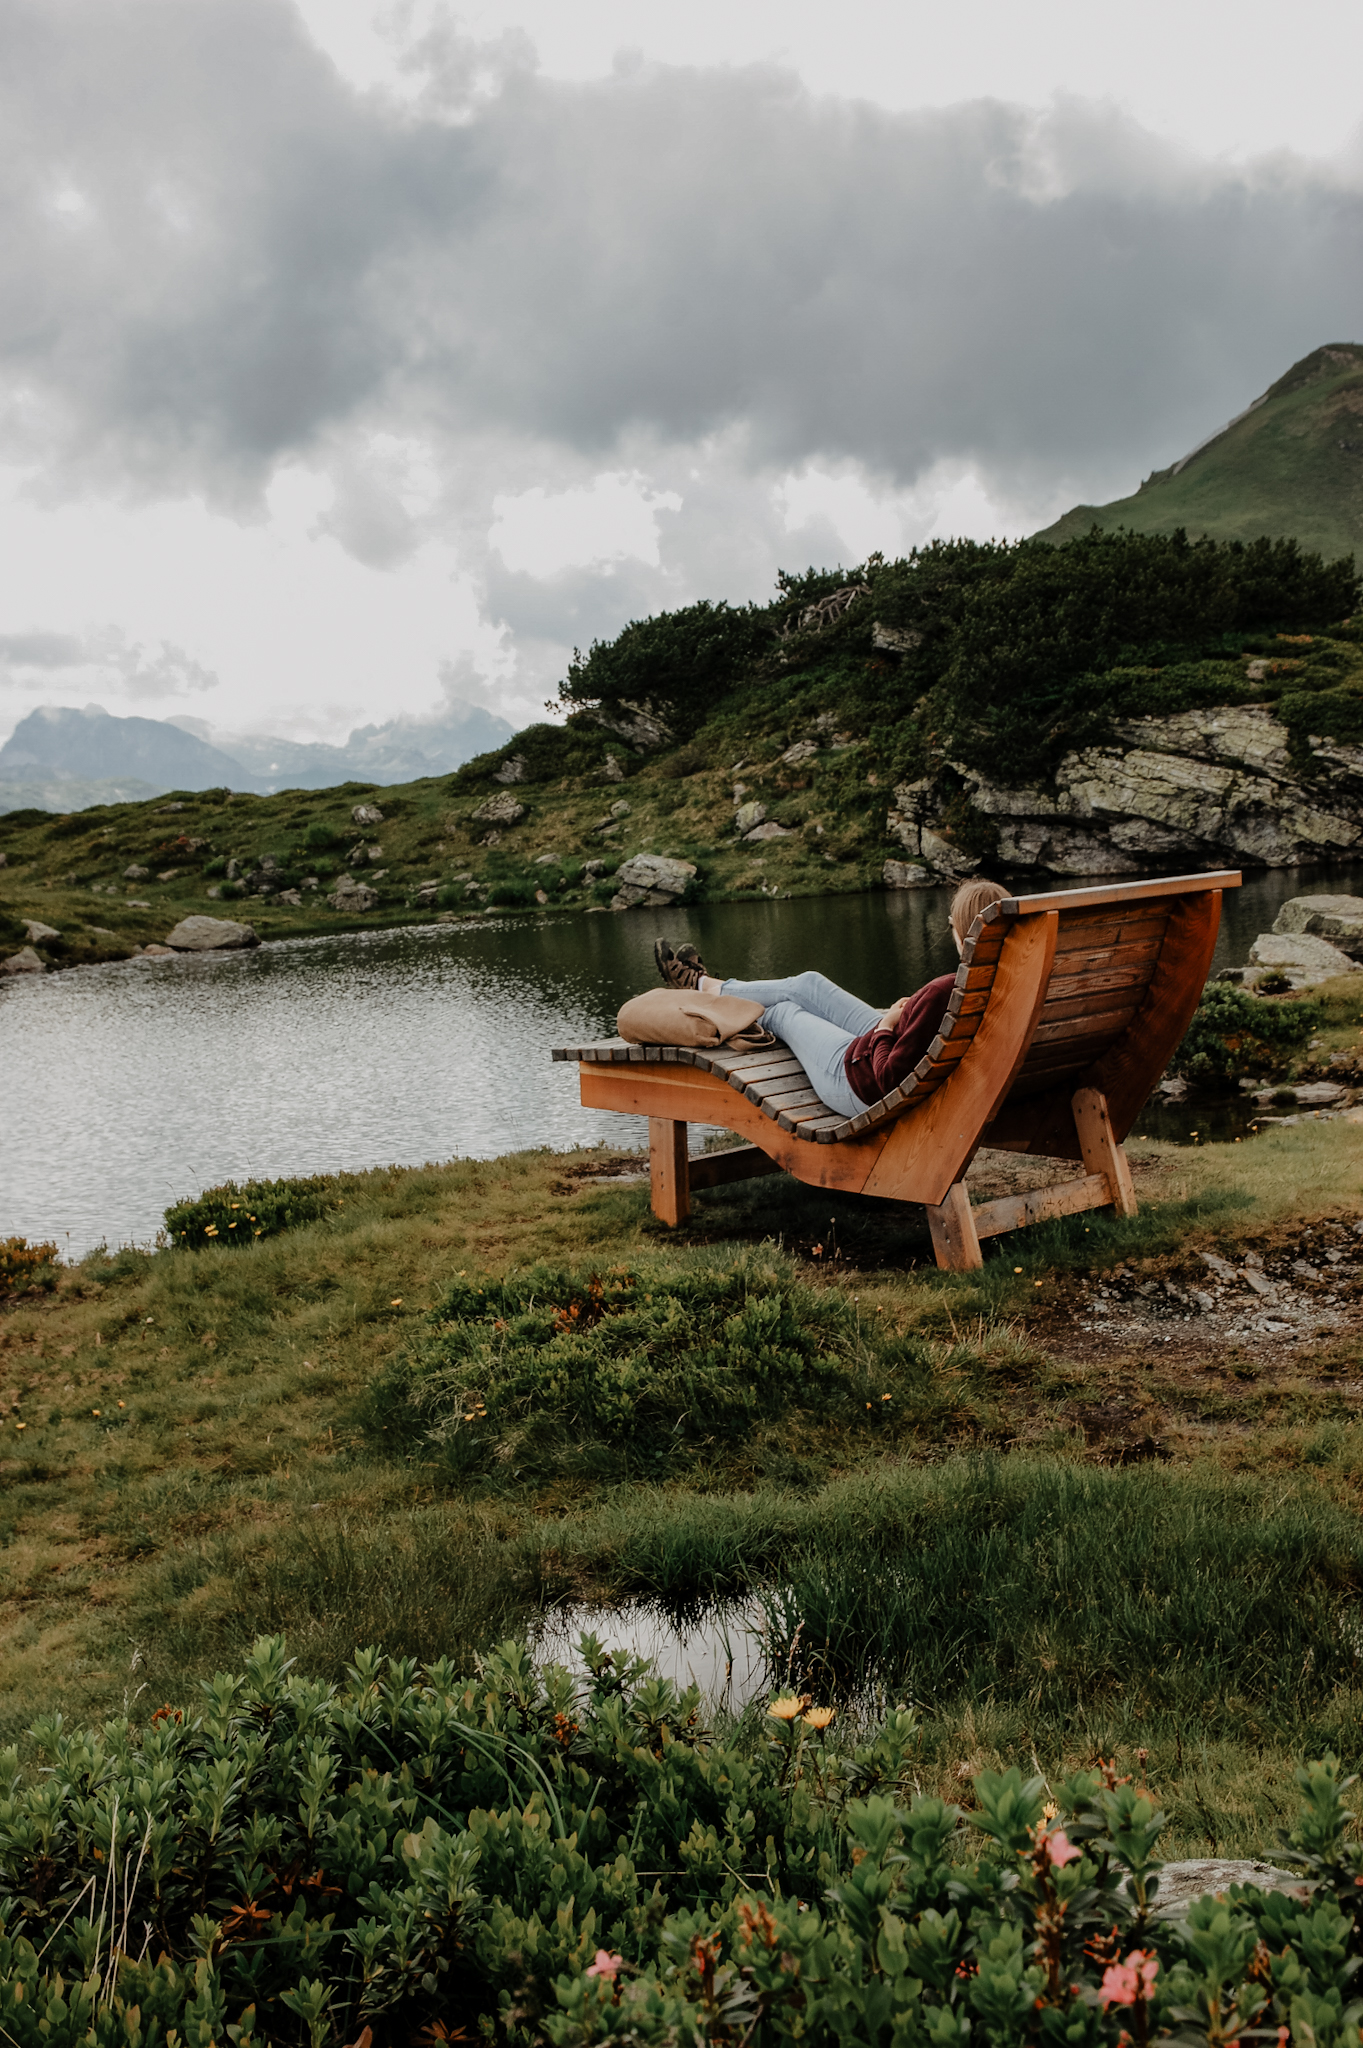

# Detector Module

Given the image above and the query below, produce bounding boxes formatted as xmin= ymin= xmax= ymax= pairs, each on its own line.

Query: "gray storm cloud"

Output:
xmin=1 ymin=0 xmax=1361 ymax=511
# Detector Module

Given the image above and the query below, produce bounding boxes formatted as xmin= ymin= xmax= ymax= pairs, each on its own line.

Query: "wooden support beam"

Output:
xmin=686 ymin=1143 xmax=782 ymax=1191
xmin=648 ymin=1117 xmax=690 ymax=1226
xmin=972 ymin=1172 xmax=1112 ymax=1240
xmin=1071 ymin=1087 xmax=1138 ymax=1218
xmin=926 ymin=1181 xmax=983 ymax=1270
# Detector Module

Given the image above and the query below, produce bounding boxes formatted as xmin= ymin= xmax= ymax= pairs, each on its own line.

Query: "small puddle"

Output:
xmin=534 ymin=1597 xmax=772 ymax=1710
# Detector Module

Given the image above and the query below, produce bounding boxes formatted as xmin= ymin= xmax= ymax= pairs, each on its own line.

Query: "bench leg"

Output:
xmin=926 ymin=1181 xmax=983 ymax=1271
xmin=1072 ymin=1087 xmax=1138 ymax=1218
xmin=648 ymin=1117 xmax=690 ymax=1227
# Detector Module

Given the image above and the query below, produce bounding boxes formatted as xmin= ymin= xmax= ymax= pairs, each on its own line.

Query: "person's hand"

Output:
xmin=878 ymin=995 xmax=909 ymax=1033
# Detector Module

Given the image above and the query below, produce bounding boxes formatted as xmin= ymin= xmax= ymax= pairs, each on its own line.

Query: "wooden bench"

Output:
xmin=552 ymin=870 xmax=1241 ymax=1269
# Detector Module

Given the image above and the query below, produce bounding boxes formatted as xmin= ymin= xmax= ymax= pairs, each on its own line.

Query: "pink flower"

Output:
xmin=1040 ymin=1826 xmax=1082 ymax=1868
xmin=586 ymin=1950 xmax=623 ymax=1982
xmin=1099 ymin=1951 xmax=1159 ymax=2008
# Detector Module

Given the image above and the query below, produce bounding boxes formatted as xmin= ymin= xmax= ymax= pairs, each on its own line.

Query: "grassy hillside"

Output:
xmin=1037 ymin=343 xmax=1363 ymax=562
xmin=4 ymin=531 xmax=1363 ymax=966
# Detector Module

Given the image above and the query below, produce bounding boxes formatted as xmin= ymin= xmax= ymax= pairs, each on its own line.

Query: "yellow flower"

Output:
xmin=802 ymin=1706 xmax=836 ymax=1730
xmin=390 ymin=1297 xmax=403 ymax=1307
xmin=767 ymin=1695 xmax=810 ymax=1722
xmin=204 ymin=1225 xmax=219 ymax=1237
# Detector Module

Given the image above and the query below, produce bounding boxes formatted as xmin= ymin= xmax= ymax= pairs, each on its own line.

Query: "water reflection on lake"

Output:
xmin=535 ymin=1597 xmax=771 ymax=1712
xmin=5 ymin=861 xmax=1360 ymax=1253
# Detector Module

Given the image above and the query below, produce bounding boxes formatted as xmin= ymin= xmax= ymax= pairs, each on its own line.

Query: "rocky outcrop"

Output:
xmin=610 ymin=853 xmax=697 ymax=909
xmin=472 ymin=791 xmax=526 ymax=827
xmin=888 ymin=705 xmax=1363 ymax=881
xmin=587 ymin=699 xmax=674 ymax=751
xmin=164 ymin=915 xmax=259 ymax=951
xmin=351 ymin=802 xmax=384 ymax=825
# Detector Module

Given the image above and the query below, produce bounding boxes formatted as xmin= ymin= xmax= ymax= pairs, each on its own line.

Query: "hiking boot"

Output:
xmin=654 ymin=938 xmax=707 ymax=990
xmin=675 ymin=943 xmax=711 ymax=979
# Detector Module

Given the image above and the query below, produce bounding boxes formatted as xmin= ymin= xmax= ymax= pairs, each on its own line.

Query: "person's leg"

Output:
xmin=720 ymin=969 xmax=881 ymax=1037
xmin=755 ymin=999 xmax=866 ymax=1119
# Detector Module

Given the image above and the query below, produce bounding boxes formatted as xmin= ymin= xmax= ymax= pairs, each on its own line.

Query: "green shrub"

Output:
xmin=0 ymin=1237 xmax=60 ymax=1301
xmin=164 ymin=1173 xmax=337 ymax=1249
xmin=2 ymin=1633 xmax=1363 ymax=2048
xmin=488 ymin=879 xmax=538 ymax=907
xmin=201 ymin=854 xmax=227 ymax=877
xmin=1170 ymin=982 xmax=1322 ymax=1083
xmin=303 ymin=819 xmax=339 ymax=849
xmin=375 ymin=1249 xmax=855 ymax=1478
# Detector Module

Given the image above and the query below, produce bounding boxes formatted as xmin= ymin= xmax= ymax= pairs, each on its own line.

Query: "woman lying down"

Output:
xmin=653 ymin=877 xmax=1009 ymax=1120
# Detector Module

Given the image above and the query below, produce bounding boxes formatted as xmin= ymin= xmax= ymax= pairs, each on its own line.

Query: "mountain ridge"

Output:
xmin=1035 ymin=343 xmax=1363 ymax=563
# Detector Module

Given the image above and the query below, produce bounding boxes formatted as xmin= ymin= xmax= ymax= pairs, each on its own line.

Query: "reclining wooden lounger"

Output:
xmin=551 ymin=870 xmax=1241 ymax=1271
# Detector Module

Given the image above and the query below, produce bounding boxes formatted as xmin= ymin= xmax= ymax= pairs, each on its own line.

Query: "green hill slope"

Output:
xmin=1037 ymin=343 xmax=1363 ymax=562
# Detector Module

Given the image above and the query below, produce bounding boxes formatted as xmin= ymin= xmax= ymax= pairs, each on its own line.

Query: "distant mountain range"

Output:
xmin=0 ymin=701 xmax=516 ymax=814
xmin=1036 ymin=342 xmax=1363 ymax=563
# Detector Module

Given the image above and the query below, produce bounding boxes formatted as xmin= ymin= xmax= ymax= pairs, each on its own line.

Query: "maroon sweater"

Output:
xmin=842 ymin=972 xmax=956 ymax=1106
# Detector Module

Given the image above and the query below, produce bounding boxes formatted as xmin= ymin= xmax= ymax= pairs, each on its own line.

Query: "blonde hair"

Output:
xmin=949 ymin=877 xmax=1010 ymax=942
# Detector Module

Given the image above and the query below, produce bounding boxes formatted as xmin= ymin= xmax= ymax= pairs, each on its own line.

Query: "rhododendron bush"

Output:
xmin=1 ymin=1636 xmax=1360 ymax=2047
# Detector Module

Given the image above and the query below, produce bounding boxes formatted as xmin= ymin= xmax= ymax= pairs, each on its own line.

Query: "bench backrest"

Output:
xmin=843 ymin=869 xmax=1239 ymax=1142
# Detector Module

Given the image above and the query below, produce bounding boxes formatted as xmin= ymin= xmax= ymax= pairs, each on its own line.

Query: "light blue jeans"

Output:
xmin=720 ymin=970 xmax=881 ymax=1118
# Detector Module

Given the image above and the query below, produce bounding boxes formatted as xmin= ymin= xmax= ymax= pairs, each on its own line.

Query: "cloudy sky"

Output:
xmin=1 ymin=0 xmax=1362 ymax=749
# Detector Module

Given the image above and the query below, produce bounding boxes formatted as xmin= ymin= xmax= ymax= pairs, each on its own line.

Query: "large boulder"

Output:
xmin=1 ymin=946 xmax=45 ymax=974
xmin=1273 ymin=893 xmax=1363 ymax=957
xmin=164 ymin=915 xmax=260 ymax=951
xmin=24 ymin=920 xmax=60 ymax=942
xmin=328 ymin=875 xmax=379 ymax=912
xmin=734 ymin=800 xmax=766 ymax=835
xmin=351 ymin=802 xmax=384 ymax=825
xmin=1246 ymin=930 xmax=1355 ymax=989
xmin=610 ymin=854 xmax=697 ymax=909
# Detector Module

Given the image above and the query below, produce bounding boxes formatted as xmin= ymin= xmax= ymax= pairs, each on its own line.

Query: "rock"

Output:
xmin=609 ymin=799 xmax=632 ymax=818
xmin=327 ymin=875 xmax=379 ymax=912
xmin=155 ymin=801 xmax=187 ymax=812
xmin=156 ymin=869 xmax=179 ymax=881
xmin=598 ymin=753 xmax=625 ymax=782
xmin=24 ymin=920 xmax=60 ymax=942
xmin=1259 ymin=1080 xmax=1348 ymax=1107
xmin=348 ymin=842 xmax=382 ymax=866
xmin=1155 ymin=1076 xmax=1189 ymax=1101
xmin=920 ymin=828 xmax=981 ymax=877
xmin=1141 ymin=1860 xmax=1311 ymax=1925
xmin=744 ymin=820 xmax=795 ymax=842
xmin=126 ymin=899 xmax=152 ymax=908
xmin=583 ymin=859 xmax=608 ymax=878
xmin=883 ymin=859 xmax=936 ymax=889
xmin=610 ymin=854 xmax=698 ymax=907
xmin=492 ymin=754 xmax=528 ymax=784
xmin=734 ymin=800 xmax=766 ymax=835
xmin=472 ymin=791 xmax=526 ymax=826
xmin=534 ymin=852 xmax=559 ymax=865
xmin=123 ymin=864 xmax=150 ymax=880
xmin=871 ymin=620 xmax=924 ymax=653
xmin=780 ymin=739 xmax=820 ymax=766
xmin=88 ymin=926 xmax=117 ymax=938
xmin=1245 ymin=931 xmax=1356 ymax=988
xmin=351 ymin=802 xmax=384 ymax=826
xmin=0 ymin=852 xmax=7 ymax=867
xmin=1 ymin=946 xmax=45 ymax=974
xmin=275 ymin=889 xmax=303 ymax=906
xmin=164 ymin=915 xmax=260 ymax=951
xmin=413 ymin=881 xmax=440 ymax=906
xmin=1273 ymin=893 xmax=1363 ymax=956
xmin=139 ymin=943 xmax=178 ymax=957
xmin=534 ymin=888 xmax=549 ymax=905
xmin=587 ymin=698 xmax=674 ymax=751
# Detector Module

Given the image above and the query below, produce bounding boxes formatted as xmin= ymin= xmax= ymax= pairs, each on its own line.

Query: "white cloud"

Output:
xmin=490 ymin=472 xmax=682 ymax=576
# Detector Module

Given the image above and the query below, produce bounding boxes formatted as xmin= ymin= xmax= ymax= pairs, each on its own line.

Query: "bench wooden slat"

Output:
xmin=1009 ymin=871 xmax=1236 ymax=916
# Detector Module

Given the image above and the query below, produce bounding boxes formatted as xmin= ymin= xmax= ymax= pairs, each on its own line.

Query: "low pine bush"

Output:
xmin=2 ymin=1634 xmax=1363 ymax=2048
xmin=1171 ymin=981 xmax=1322 ymax=1084
xmin=164 ymin=1173 xmax=337 ymax=1249
xmin=376 ymin=1250 xmax=858 ymax=1478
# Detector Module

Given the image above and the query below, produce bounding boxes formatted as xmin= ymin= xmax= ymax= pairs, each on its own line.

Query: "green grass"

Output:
xmin=2 ymin=1118 xmax=1363 ymax=1854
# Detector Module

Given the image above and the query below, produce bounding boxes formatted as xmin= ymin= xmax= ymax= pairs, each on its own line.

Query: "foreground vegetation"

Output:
xmin=3 ymin=526 xmax=1362 ymax=969
xmin=5 ymin=1632 xmax=1363 ymax=2048
xmin=3 ymin=1104 xmax=1363 ymax=1859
